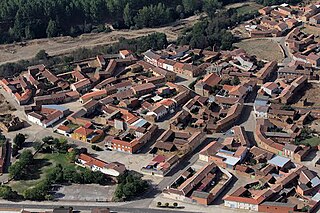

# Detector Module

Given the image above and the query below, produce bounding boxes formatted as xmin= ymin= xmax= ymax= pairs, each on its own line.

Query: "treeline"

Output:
xmin=178 ymin=6 xmax=259 ymax=50
xmin=0 ymin=32 xmax=168 ymax=78
xmin=0 ymin=0 xmax=251 ymax=44
xmin=255 ymin=0 xmax=302 ymax=6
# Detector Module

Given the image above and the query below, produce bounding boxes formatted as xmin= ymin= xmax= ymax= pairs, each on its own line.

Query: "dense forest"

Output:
xmin=0 ymin=0 xmax=244 ymax=44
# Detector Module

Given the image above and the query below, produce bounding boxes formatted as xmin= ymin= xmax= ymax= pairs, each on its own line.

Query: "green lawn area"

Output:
xmin=67 ymin=123 xmax=80 ymax=129
xmin=301 ymin=137 xmax=320 ymax=147
xmin=10 ymin=153 xmax=76 ymax=194
xmin=235 ymin=3 xmax=263 ymax=16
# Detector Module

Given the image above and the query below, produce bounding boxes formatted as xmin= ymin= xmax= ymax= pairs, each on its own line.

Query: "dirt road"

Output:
xmin=0 ymin=14 xmax=203 ymax=66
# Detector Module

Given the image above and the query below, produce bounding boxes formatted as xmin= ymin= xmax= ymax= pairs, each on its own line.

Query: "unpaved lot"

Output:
xmin=234 ymin=38 xmax=284 ymax=62
xmin=55 ymin=184 xmax=116 ymax=201
xmin=0 ymin=93 xmax=15 ymax=113
xmin=0 ymin=14 xmax=203 ymax=65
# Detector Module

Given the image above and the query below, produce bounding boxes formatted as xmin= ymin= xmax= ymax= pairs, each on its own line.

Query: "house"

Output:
xmin=256 ymin=61 xmax=278 ymax=85
xmin=144 ymin=50 xmax=161 ymax=66
xmin=76 ymin=153 xmax=126 ymax=177
xmin=309 ymin=13 xmax=320 ymax=25
xmin=151 ymin=67 xmax=176 ymax=82
xmin=119 ymin=49 xmax=133 ymax=59
xmin=70 ymin=78 xmax=91 ymax=93
xmin=261 ymin=82 xmax=279 ymax=96
xmin=27 ymin=105 xmax=69 ymax=128
xmin=164 ymin=162 xmax=233 ymax=205
xmin=131 ymin=83 xmax=156 ymax=96
xmin=146 ymin=104 xmax=168 ymax=121
xmin=195 ymin=73 xmax=221 ymax=97
xmin=223 ymin=186 xmax=274 ymax=211
xmin=306 ymin=53 xmax=320 ymax=68
xmin=71 ymin=127 xmax=104 ymax=143
xmin=80 ymin=89 xmax=108 ymax=103
xmin=108 ymin=124 xmax=158 ymax=154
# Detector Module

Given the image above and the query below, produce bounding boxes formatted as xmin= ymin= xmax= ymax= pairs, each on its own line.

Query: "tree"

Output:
xmin=46 ymin=19 xmax=59 ymax=38
xmin=157 ymin=202 xmax=162 ymax=206
xmin=123 ymin=3 xmax=133 ymax=28
xmin=182 ymin=0 xmax=201 ymax=14
xmin=13 ymin=133 xmax=25 ymax=149
xmin=35 ymin=50 xmax=48 ymax=60
xmin=32 ymin=141 xmax=43 ymax=152
xmin=9 ymin=150 xmax=33 ymax=180
xmin=12 ymin=144 xmax=19 ymax=157
xmin=203 ymin=0 xmax=222 ymax=19
xmin=165 ymin=203 xmax=169 ymax=207
xmin=173 ymin=202 xmax=178 ymax=207
xmin=67 ymin=150 xmax=76 ymax=163
xmin=0 ymin=186 xmax=19 ymax=200
xmin=231 ymin=76 xmax=240 ymax=85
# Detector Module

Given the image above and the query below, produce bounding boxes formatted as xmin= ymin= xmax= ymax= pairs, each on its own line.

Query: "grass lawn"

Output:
xmin=301 ymin=137 xmax=320 ymax=147
xmin=67 ymin=123 xmax=80 ymax=129
xmin=235 ymin=3 xmax=263 ymax=16
xmin=234 ymin=39 xmax=284 ymax=62
xmin=10 ymin=153 xmax=76 ymax=194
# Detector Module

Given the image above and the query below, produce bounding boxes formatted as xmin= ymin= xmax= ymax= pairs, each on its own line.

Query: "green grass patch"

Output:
xmin=66 ymin=123 xmax=79 ymax=129
xmin=10 ymin=153 xmax=76 ymax=194
xmin=301 ymin=137 xmax=320 ymax=147
xmin=235 ymin=3 xmax=263 ymax=16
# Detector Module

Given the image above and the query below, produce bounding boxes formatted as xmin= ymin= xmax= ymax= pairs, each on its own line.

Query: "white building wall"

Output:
xmin=27 ymin=115 xmax=43 ymax=127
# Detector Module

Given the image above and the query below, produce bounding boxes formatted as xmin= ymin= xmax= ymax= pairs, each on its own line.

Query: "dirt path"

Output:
xmin=0 ymin=14 xmax=203 ymax=66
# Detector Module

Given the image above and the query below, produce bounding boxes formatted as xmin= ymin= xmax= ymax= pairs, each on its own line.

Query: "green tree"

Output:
xmin=203 ymin=0 xmax=222 ymax=19
xmin=182 ymin=0 xmax=201 ymax=14
xmin=46 ymin=19 xmax=59 ymax=38
xmin=9 ymin=150 xmax=33 ymax=180
xmin=231 ymin=76 xmax=240 ymax=85
xmin=13 ymin=133 xmax=25 ymax=149
xmin=123 ymin=3 xmax=133 ymax=28
xmin=0 ymin=186 xmax=19 ymax=200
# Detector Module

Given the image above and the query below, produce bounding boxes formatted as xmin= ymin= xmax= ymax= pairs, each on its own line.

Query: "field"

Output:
xmin=234 ymin=3 xmax=263 ymax=16
xmin=0 ymin=93 xmax=15 ymax=113
xmin=300 ymin=137 xmax=320 ymax=147
xmin=234 ymin=39 xmax=284 ymax=62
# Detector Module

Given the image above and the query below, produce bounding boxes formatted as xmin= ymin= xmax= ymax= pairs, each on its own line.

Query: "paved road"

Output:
xmin=0 ymin=202 xmax=194 ymax=213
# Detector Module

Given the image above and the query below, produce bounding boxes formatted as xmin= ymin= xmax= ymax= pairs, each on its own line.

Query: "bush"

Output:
xmin=35 ymin=50 xmax=49 ymax=60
